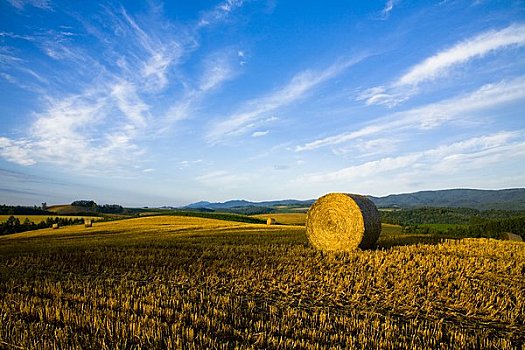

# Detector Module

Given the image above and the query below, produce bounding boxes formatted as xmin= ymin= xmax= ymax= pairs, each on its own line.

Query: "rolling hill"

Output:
xmin=185 ymin=188 xmax=525 ymax=211
xmin=369 ymin=188 xmax=525 ymax=210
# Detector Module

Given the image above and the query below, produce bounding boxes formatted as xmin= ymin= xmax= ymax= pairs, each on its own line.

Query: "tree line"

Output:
xmin=71 ymin=200 xmax=125 ymax=214
xmin=380 ymin=207 xmax=525 ymax=225
xmin=382 ymin=207 xmax=525 ymax=239
xmin=0 ymin=216 xmax=85 ymax=235
xmin=0 ymin=205 xmax=50 ymax=215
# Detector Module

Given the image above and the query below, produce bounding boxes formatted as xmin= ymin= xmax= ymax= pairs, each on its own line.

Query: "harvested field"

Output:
xmin=252 ymin=213 xmax=307 ymax=225
xmin=0 ymin=216 xmax=523 ymax=349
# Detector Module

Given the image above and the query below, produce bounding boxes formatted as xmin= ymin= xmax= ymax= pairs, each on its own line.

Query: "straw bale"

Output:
xmin=84 ymin=219 xmax=92 ymax=228
xmin=306 ymin=193 xmax=381 ymax=251
xmin=267 ymin=217 xmax=276 ymax=225
xmin=499 ymin=232 xmax=523 ymax=242
xmin=52 ymin=223 xmax=59 ymax=229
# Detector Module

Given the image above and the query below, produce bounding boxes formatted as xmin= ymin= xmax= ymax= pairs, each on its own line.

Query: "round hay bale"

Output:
xmin=52 ymin=223 xmax=59 ymax=229
xmin=499 ymin=232 xmax=523 ymax=242
xmin=84 ymin=219 xmax=92 ymax=228
xmin=267 ymin=217 xmax=276 ymax=225
xmin=306 ymin=193 xmax=381 ymax=251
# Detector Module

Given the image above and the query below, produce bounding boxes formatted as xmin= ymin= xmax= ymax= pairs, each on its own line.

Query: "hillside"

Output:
xmin=369 ymin=188 xmax=525 ymax=210
xmin=185 ymin=199 xmax=314 ymax=210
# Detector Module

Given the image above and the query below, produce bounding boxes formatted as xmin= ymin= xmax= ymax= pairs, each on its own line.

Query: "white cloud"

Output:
xmin=198 ymin=0 xmax=245 ymax=27
xmin=179 ymin=159 xmax=203 ymax=168
xmin=299 ymin=131 xmax=524 ymax=185
xmin=199 ymin=52 xmax=236 ymax=92
xmin=332 ymin=137 xmax=402 ymax=158
xmin=298 ymin=76 xmax=525 ymax=151
xmin=0 ymin=82 xmax=150 ymax=172
xmin=115 ymin=8 xmax=184 ymax=92
xmin=206 ymin=57 xmax=365 ymax=143
xmin=141 ymin=52 xmax=173 ymax=90
xmin=399 ymin=24 xmax=525 ymax=87
xmin=360 ymin=24 xmax=525 ymax=106
xmin=251 ymin=130 xmax=269 ymax=137
xmin=0 ymin=1 xmax=250 ymax=173
xmin=0 ymin=137 xmax=36 ymax=165
xmin=380 ymin=0 xmax=399 ymax=19
xmin=162 ymin=51 xmax=237 ymax=127
xmin=111 ymin=81 xmax=149 ymax=127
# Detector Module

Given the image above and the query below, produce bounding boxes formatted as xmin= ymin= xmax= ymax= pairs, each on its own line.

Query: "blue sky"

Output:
xmin=1 ymin=0 xmax=524 ymax=206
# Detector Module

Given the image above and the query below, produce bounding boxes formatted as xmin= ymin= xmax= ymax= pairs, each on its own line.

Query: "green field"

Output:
xmin=419 ymin=223 xmax=468 ymax=230
xmin=0 ymin=216 xmax=523 ymax=349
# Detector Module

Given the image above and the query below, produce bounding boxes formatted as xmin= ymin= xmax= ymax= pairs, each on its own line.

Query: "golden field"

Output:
xmin=0 ymin=215 xmax=523 ymax=349
xmin=252 ymin=213 xmax=307 ymax=225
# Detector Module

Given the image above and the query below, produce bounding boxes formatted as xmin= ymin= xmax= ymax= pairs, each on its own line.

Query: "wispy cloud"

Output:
xmin=0 ymin=1 xmax=245 ymax=173
xmin=196 ymin=170 xmax=254 ymax=189
xmin=0 ymin=80 xmax=149 ymax=172
xmin=6 ymin=0 xmax=51 ymax=10
xmin=206 ymin=56 xmax=366 ymax=143
xmin=162 ymin=49 xmax=238 ymax=126
xmin=380 ymin=0 xmax=399 ymax=19
xmin=299 ymin=131 xmax=525 ymax=185
xmin=179 ymin=159 xmax=203 ymax=168
xmin=298 ymin=76 xmax=525 ymax=151
xmin=105 ymin=6 xmax=185 ymax=92
xmin=198 ymin=0 xmax=245 ymax=27
xmin=111 ymin=81 xmax=149 ymax=128
xmin=199 ymin=50 xmax=237 ymax=92
xmin=0 ymin=138 xmax=36 ymax=166
xmin=359 ymin=24 xmax=525 ymax=106
xmin=251 ymin=130 xmax=269 ymax=138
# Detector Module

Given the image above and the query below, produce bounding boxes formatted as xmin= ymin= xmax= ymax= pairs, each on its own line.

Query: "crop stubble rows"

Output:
xmin=0 ymin=216 xmax=523 ymax=349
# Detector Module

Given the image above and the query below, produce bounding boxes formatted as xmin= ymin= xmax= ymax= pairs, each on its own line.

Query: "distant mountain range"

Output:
xmin=185 ymin=188 xmax=525 ymax=211
xmin=185 ymin=199 xmax=314 ymax=210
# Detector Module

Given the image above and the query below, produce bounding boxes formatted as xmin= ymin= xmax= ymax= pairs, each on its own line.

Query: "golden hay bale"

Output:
xmin=84 ymin=219 xmax=92 ymax=228
xmin=267 ymin=217 xmax=276 ymax=225
xmin=499 ymin=232 xmax=523 ymax=242
xmin=306 ymin=193 xmax=381 ymax=251
xmin=52 ymin=223 xmax=59 ymax=229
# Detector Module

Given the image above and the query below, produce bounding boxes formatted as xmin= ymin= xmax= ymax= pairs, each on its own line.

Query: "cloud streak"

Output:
xmin=299 ymin=131 xmax=525 ymax=185
xmin=0 ymin=1 xmax=246 ymax=173
xmin=298 ymin=76 xmax=525 ymax=151
xmin=359 ymin=24 xmax=525 ymax=106
xmin=206 ymin=56 xmax=366 ymax=143
xmin=380 ymin=0 xmax=399 ymax=19
xmin=6 ymin=0 xmax=51 ymax=10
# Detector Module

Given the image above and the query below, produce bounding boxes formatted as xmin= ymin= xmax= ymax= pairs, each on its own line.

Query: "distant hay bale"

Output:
xmin=499 ymin=232 xmax=523 ymax=242
xmin=84 ymin=219 xmax=92 ymax=228
xmin=52 ymin=223 xmax=59 ymax=229
xmin=306 ymin=193 xmax=381 ymax=251
xmin=267 ymin=217 xmax=276 ymax=225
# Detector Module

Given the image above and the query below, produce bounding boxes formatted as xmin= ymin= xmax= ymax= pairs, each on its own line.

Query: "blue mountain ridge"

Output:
xmin=184 ymin=188 xmax=525 ymax=211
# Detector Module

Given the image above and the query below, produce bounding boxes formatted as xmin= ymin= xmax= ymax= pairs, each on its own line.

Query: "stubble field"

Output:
xmin=0 ymin=215 xmax=523 ymax=349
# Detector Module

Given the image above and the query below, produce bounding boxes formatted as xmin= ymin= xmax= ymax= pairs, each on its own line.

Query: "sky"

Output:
xmin=0 ymin=0 xmax=524 ymax=207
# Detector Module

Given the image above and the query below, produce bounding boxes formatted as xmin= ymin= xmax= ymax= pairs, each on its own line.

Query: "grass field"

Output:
xmin=0 ymin=216 xmax=523 ymax=349
xmin=0 ymin=215 xmax=101 ymax=223
xmin=419 ymin=223 xmax=468 ymax=230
